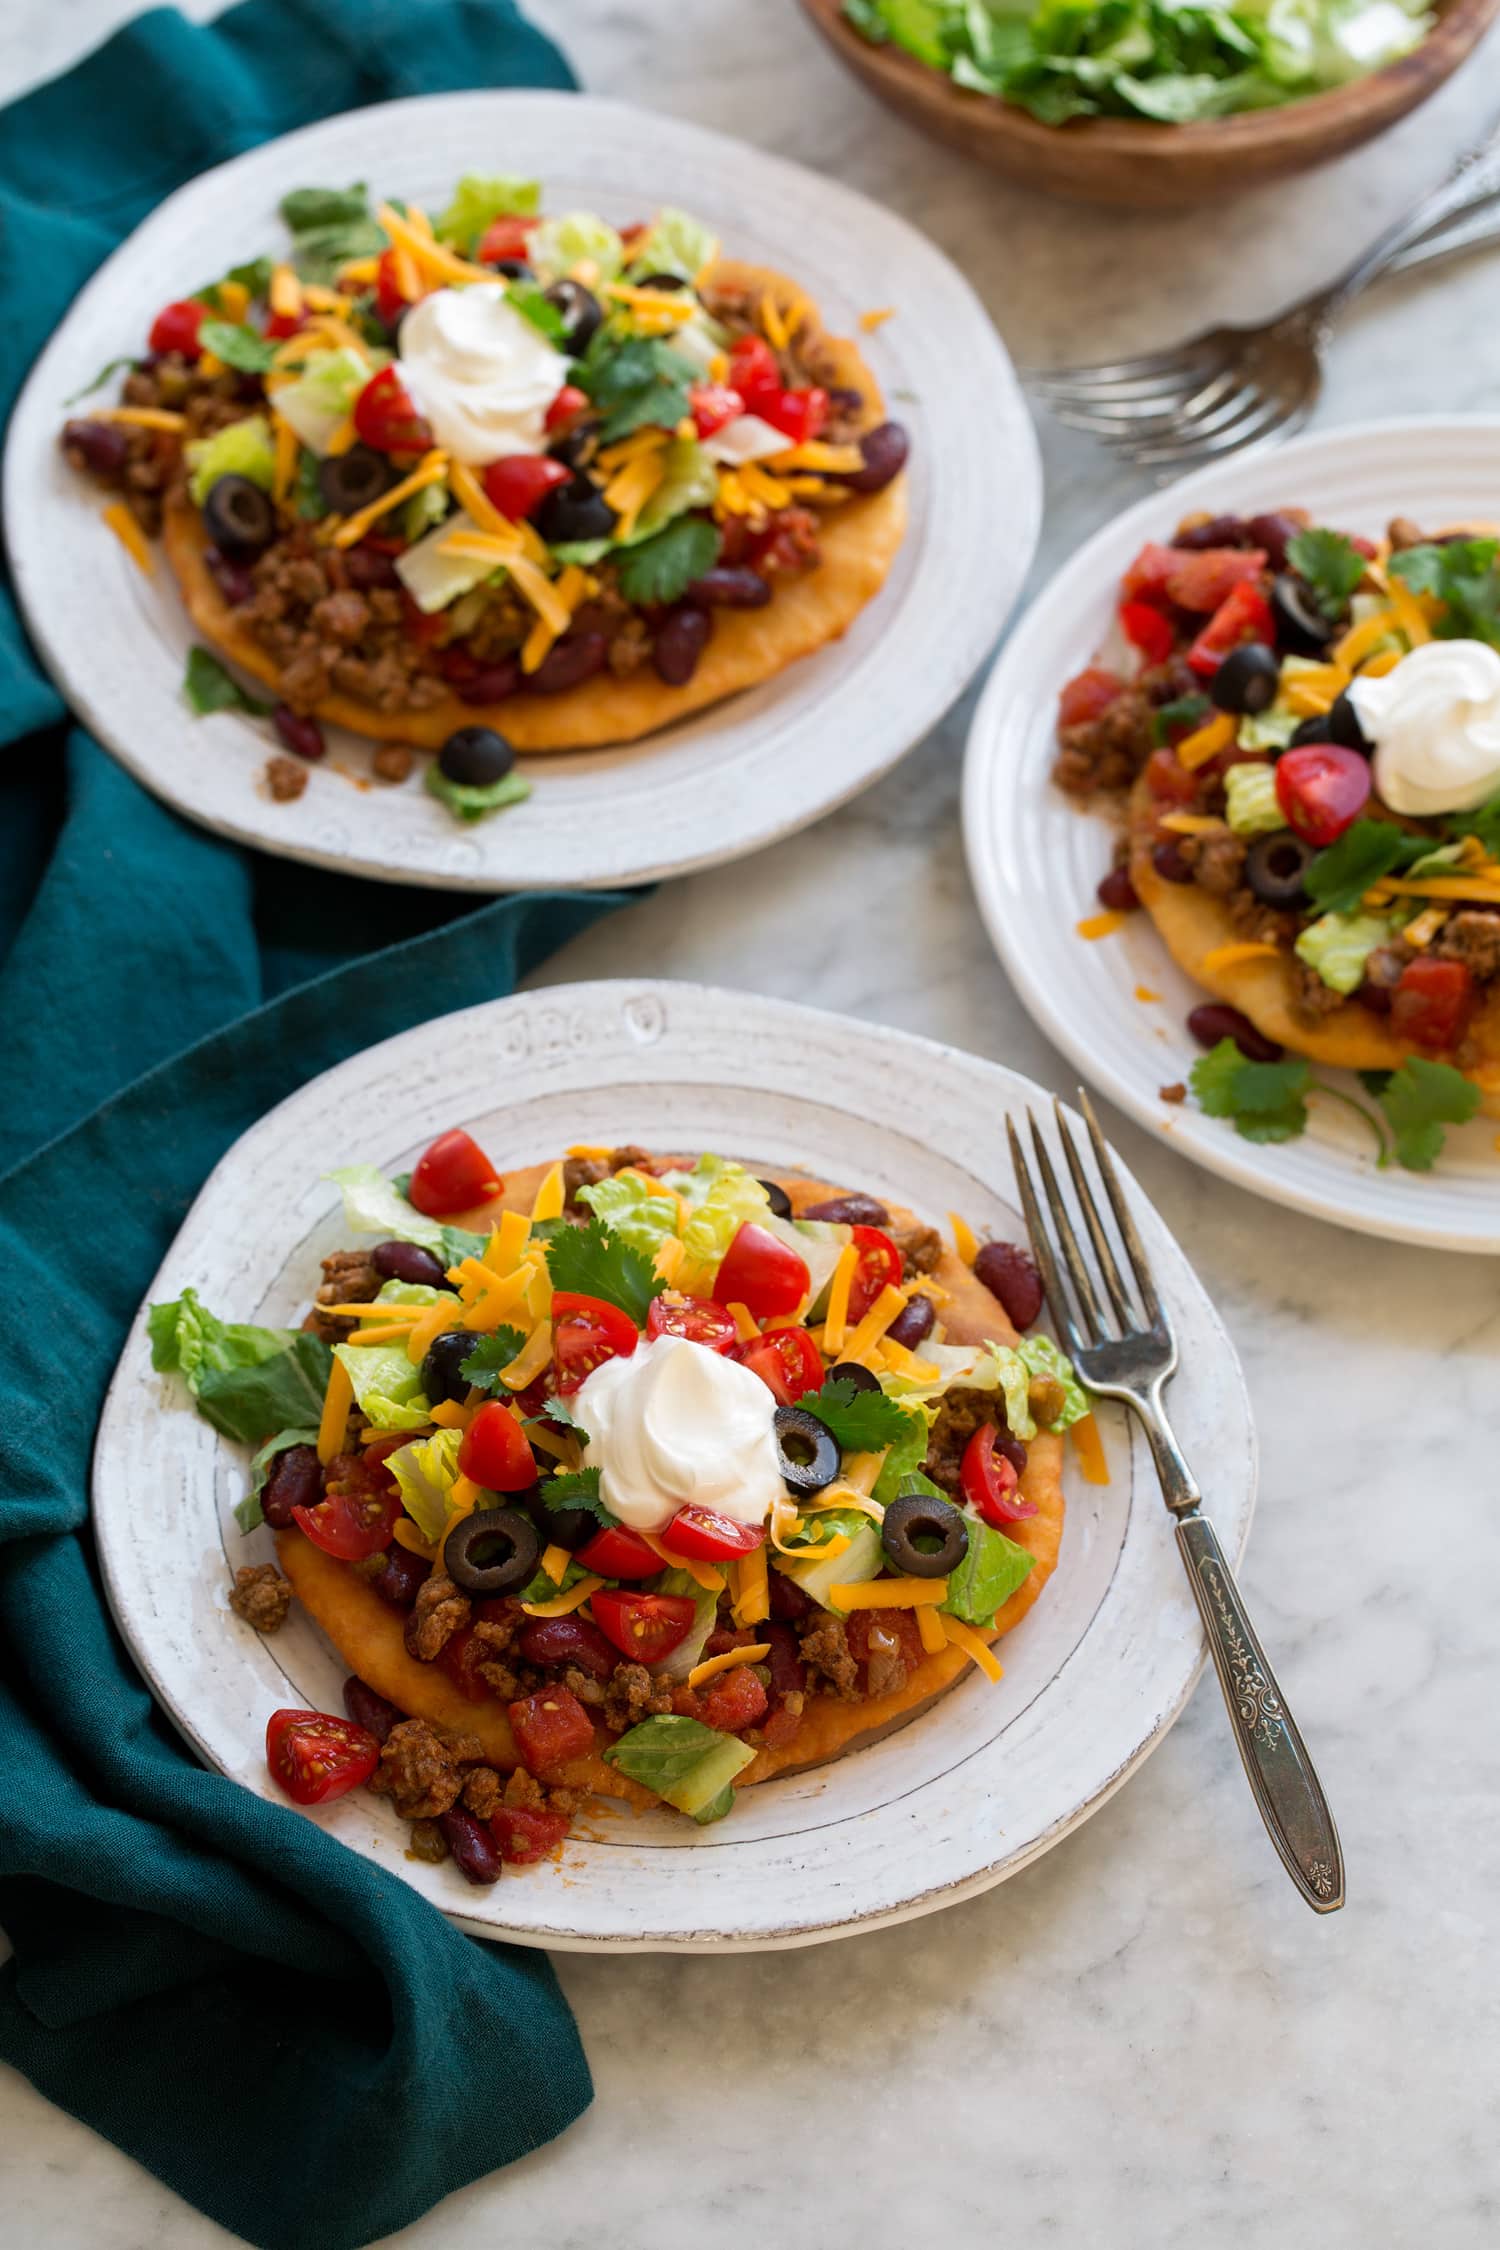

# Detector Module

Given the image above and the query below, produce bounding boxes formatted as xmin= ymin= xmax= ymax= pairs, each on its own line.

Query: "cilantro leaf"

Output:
xmin=796 ymin=1376 xmax=919 ymax=1454
xmin=615 ymin=517 xmax=720 ymax=607
xmin=197 ymin=320 xmax=278 ymax=374
xmin=458 ymin=1331 xmax=528 ymax=1394
xmin=278 ymin=182 xmax=386 ymax=282
xmin=1190 ymin=1041 xmax=1312 ymax=1144
xmin=183 ymin=647 xmax=270 ymax=718
xmin=1452 ymin=789 xmax=1500 ymax=860
xmin=507 ymin=280 xmax=565 ymax=344
xmin=1378 ymin=1058 xmax=1481 ymax=1172
xmin=293 ymin=447 xmax=328 ymax=521
xmin=1285 ymin=528 xmax=1366 ymax=620
xmin=579 ymin=332 xmax=697 ymax=442
xmin=1391 ymin=540 xmax=1500 ymax=648
xmin=541 ymin=1467 xmax=616 ymax=1530
xmin=1304 ymin=820 xmax=1428 ymax=916
xmin=543 ymin=1216 xmax=663 ymax=1326
xmin=1153 ymin=693 xmax=1210 ymax=745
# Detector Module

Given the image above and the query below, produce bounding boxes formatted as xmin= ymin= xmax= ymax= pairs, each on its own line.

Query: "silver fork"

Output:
xmin=1028 ymin=112 xmax=1500 ymax=475
xmin=1007 ymin=1092 xmax=1344 ymax=1913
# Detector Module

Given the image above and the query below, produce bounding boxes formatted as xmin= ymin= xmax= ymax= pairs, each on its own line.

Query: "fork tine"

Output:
xmin=1028 ymin=342 xmax=1215 ymax=391
xmin=1127 ymin=388 xmax=1287 ymax=470
xmin=1026 ymin=1113 xmax=1108 ymax=1345
xmin=1078 ymin=1090 xmax=1164 ymax=1328
xmin=1005 ymin=1116 xmax=1085 ymax=1358
xmin=1052 ymin=1097 xmax=1134 ymax=1327
xmin=1032 ymin=354 xmax=1228 ymax=415
xmin=1047 ymin=362 xmax=1243 ymax=437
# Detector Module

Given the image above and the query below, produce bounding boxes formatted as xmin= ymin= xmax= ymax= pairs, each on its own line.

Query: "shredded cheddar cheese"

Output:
xmin=1071 ymin=1412 xmax=1109 ymax=1486
xmin=1201 ymin=940 xmax=1281 ymax=973
xmin=1076 ymin=911 xmax=1129 ymax=941
xmin=520 ymin=1574 xmax=604 ymax=1619
xmin=686 ymin=1643 xmax=771 ymax=1690
xmin=530 ymin=1161 xmax=566 ymax=1222
xmin=942 ymin=1615 xmax=1004 ymax=1681
xmin=949 ymin=1212 xmax=979 ymax=1266
xmin=916 ymin=1602 xmax=947 ymax=1655
xmin=101 ymin=502 xmax=152 ymax=574
xmin=821 ymin=1244 xmax=859 ymax=1354
xmin=332 ymin=451 xmax=448 ymax=547
xmin=1176 ymin=710 xmax=1237 ymax=769
xmin=540 ymin=1542 xmax=574 ymax=1587
xmin=732 ymin=1545 xmax=770 ymax=1626
xmin=316 ymin=1357 xmax=354 ymax=1464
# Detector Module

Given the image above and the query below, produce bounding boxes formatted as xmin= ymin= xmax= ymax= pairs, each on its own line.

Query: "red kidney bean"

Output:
xmin=260 ymin=1443 xmax=323 ymax=1529
xmin=455 ymin=659 xmax=520 ymax=706
xmin=517 ymin=1615 xmax=617 ymax=1681
xmin=1186 ymin=1003 xmax=1284 ymax=1063
xmin=652 ymin=605 xmax=712 ymax=686
xmin=840 ymin=420 xmax=909 ymax=495
xmin=439 ymin=1807 xmax=503 ymax=1885
xmin=205 ymin=546 xmax=256 ymax=606
xmin=369 ymin=1544 xmax=432 ymax=1610
xmin=342 ymin=1676 xmax=403 ymax=1744
xmin=530 ymin=629 xmax=607 ymax=694
xmin=801 ymin=1193 xmax=890 ymax=1225
xmin=1246 ymin=512 xmax=1304 ymax=571
xmin=1096 ymin=864 xmax=1140 ymax=913
xmin=1152 ymin=838 xmax=1195 ymax=884
xmin=372 ymin=1239 xmax=447 ymax=1288
xmin=762 ymin=1621 xmax=806 ymax=1705
xmin=1174 ymin=513 xmax=1251 ymax=551
xmin=768 ymin=1568 xmax=812 ymax=1621
xmin=272 ymin=704 xmax=325 ymax=760
xmin=686 ymin=565 xmax=772 ymax=609
xmin=61 ymin=418 xmax=129 ymax=476
xmin=885 ymin=1293 xmax=935 ymax=1349
xmin=343 ymin=544 xmax=401 ymax=590
xmin=974 ymin=1241 xmax=1045 ymax=1331
xmin=993 ymin=1429 xmax=1029 ymax=1478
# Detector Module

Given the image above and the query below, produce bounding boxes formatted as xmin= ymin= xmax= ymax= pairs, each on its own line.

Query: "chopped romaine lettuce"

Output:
xmin=148 ymin=1289 xmax=334 ymax=1445
xmin=1223 ymin=763 xmax=1286 ymax=835
xmin=325 ymin=1163 xmax=446 ymax=1251
xmin=435 ymin=173 xmax=540 ymax=250
xmin=576 ymin=1169 xmax=679 ymax=1258
xmin=394 ymin=511 xmax=493 ymax=614
xmin=673 ymin=1161 xmax=771 ymax=1275
xmin=782 ymin=1510 xmax=884 ymax=1613
xmin=870 ymin=1407 xmax=935 ymax=1505
xmin=629 ymin=436 xmax=718 ymax=543
xmin=269 ymin=347 xmax=376 ymax=456
xmin=602 ymin=1714 xmax=755 ymax=1819
xmin=330 ymin=1340 xmax=430 ymax=1431
xmin=1238 ymin=708 xmax=1301 ymax=752
xmin=530 ymin=210 xmax=624 ymax=287
xmin=625 ymin=206 xmax=720 ymax=283
xmin=648 ymin=1568 xmax=721 ymax=1680
xmin=235 ymin=1425 xmax=321 ymax=1533
xmin=941 ymin=1512 xmax=1035 ymax=1627
xmin=402 ymin=481 xmax=450 ymax=541
xmin=424 ymin=764 xmax=532 ymax=823
xmin=1294 ymin=910 xmax=1396 ymax=996
xmin=185 ymin=414 xmax=274 ymax=506
xmin=387 ymin=1426 xmax=463 ymax=1544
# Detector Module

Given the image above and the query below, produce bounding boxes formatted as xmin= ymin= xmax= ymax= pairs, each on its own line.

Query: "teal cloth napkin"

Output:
xmin=0 ymin=6 xmax=629 ymax=2244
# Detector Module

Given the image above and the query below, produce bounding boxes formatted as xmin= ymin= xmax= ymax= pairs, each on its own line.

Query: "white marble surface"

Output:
xmin=6 ymin=3 xmax=1500 ymax=2245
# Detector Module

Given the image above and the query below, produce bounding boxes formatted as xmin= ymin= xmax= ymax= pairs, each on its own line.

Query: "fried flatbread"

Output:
xmin=165 ymin=262 xmax=906 ymax=753
xmin=277 ymin=1157 xmax=1063 ymax=1802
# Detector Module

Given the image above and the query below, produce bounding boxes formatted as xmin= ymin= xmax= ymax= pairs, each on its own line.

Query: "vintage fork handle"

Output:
xmin=1176 ymin=1512 xmax=1345 ymax=1914
xmin=1310 ymin=114 xmax=1500 ymax=329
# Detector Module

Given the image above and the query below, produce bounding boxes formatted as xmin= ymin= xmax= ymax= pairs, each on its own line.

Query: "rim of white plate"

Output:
xmin=964 ymin=415 xmax=1500 ymax=1254
xmin=5 ymin=91 xmax=1039 ymax=893
xmin=92 ymin=981 xmax=1255 ymax=1952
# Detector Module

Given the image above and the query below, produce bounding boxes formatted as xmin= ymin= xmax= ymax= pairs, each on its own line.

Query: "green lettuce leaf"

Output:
xmin=1294 ymin=910 xmax=1395 ymax=996
xmin=625 ymin=206 xmax=720 ymax=283
xmin=941 ymin=1513 xmax=1035 ymax=1627
xmin=183 ymin=647 xmax=270 ymax=718
xmin=1222 ymin=763 xmax=1284 ymax=836
xmin=675 ymin=1160 xmax=771 ymax=1277
xmin=648 ymin=1567 xmax=721 ymax=1680
xmin=424 ymin=765 xmax=532 ymax=824
xmin=575 ymin=1170 xmax=680 ymax=1258
xmin=234 ymin=1426 xmax=321 ymax=1534
xmin=387 ymin=1426 xmax=463 ymax=1544
xmin=330 ymin=1340 xmax=430 ymax=1431
xmin=325 ymin=1164 xmax=445 ymax=1251
xmin=279 ymin=182 xmax=387 ymax=281
xmin=272 ymin=346 xmax=378 ymax=456
xmin=149 ymin=1289 xmax=334 ymax=1446
xmin=630 ymin=437 xmax=718 ymax=542
xmin=601 ymin=1713 xmax=756 ymax=1818
xmin=530 ymin=210 xmax=624 ymax=287
xmin=435 ymin=173 xmax=540 ymax=250
xmin=184 ymin=413 xmax=275 ymax=506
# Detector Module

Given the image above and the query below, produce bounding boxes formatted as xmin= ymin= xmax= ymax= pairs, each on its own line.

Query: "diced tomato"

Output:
xmin=482 ymin=454 xmax=572 ymax=521
xmin=759 ymin=386 xmax=828 ymax=444
xmin=352 ymin=363 xmax=433 ymax=454
xmin=508 ymin=1687 xmax=596 ymax=1774
xmin=646 ymin=1292 xmax=739 ymax=1352
xmin=729 ymin=1324 xmax=824 ymax=1406
xmin=402 ymin=592 xmax=448 ymax=647
xmin=477 ymin=216 xmax=537 ymax=265
xmin=747 ymin=505 xmax=819 ymax=576
xmin=437 ymin=1624 xmax=494 ymax=1703
xmin=408 ymin=1127 xmax=502 ymax=1216
xmin=1187 ymin=582 xmax=1276 ymax=677
xmin=960 ymin=1423 xmax=1038 ymax=1527
xmin=1058 ymin=665 xmax=1126 ymax=728
xmin=575 ymin=1523 xmax=661 ymax=1580
xmin=759 ymin=1621 xmax=806 ymax=1747
xmin=1124 ymin=542 xmax=1266 ymax=613
xmin=544 ymin=382 xmax=588 ymax=433
xmin=590 ymin=1589 xmax=698 ymax=1664
xmin=457 ymin=1400 xmax=537 ymax=1493
xmin=1391 ymin=957 xmax=1475 ymax=1053
xmin=148 ymin=299 xmax=206 ymax=357
xmin=263 ymin=310 xmax=304 ymax=341
xmin=551 ymin=1292 xmax=639 ymax=1396
xmin=726 ymin=334 xmax=781 ymax=412
xmin=846 ymin=1606 xmax=925 ymax=1692
xmin=665 ymin=1505 xmax=767 ymax=1561
xmin=695 ymin=1664 xmax=768 ymax=1733
xmin=1119 ymin=599 xmax=1176 ymax=667
xmin=290 ymin=1475 xmax=401 ymax=1561
xmin=847 ymin=1224 xmax=903 ymax=1325
xmin=1143 ymin=747 xmax=1201 ymax=804
xmin=1274 ymin=743 xmax=1371 ymax=847
xmin=712 ymin=1222 xmax=810 ymax=1323
xmin=266 ymin=1708 xmax=379 ymax=1805
xmin=492 ymin=1803 xmax=571 ymax=1863
xmin=374 ymin=248 xmax=410 ymax=328
xmin=689 ymin=382 xmax=745 ymax=439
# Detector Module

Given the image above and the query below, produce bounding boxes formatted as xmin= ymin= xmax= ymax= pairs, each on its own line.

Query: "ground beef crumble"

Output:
xmin=370 ymin=1719 xmax=485 ymax=1821
xmin=404 ymin=1573 xmax=471 ymax=1662
xmin=798 ymin=1615 xmax=858 ymax=1700
xmin=265 ymin=755 xmax=308 ymax=802
xmin=601 ymin=1662 xmax=675 ymax=1733
xmin=228 ymin=1564 xmax=291 ymax=1633
xmin=922 ymin=1385 xmax=1002 ymax=1496
xmin=1433 ymin=909 xmax=1500 ymax=984
xmin=309 ymin=1246 xmax=382 ymax=1336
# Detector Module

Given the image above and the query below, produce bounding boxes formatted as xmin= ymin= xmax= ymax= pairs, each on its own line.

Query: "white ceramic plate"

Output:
xmin=94 ymin=981 xmax=1254 ymax=1952
xmin=5 ymin=91 xmax=1038 ymax=893
xmin=964 ymin=418 xmax=1500 ymax=1254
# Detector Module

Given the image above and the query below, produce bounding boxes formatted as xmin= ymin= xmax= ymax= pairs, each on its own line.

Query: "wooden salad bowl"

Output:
xmin=797 ymin=0 xmax=1500 ymax=210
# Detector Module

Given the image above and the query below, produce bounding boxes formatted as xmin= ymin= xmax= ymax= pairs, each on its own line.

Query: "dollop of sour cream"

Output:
xmin=396 ymin=285 xmax=568 ymax=466
xmin=1349 ymin=639 xmax=1500 ymax=818
xmin=571 ymin=1334 xmax=783 ymax=1536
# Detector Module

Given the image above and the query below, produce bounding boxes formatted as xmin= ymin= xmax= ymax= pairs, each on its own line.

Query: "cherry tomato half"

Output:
xmin=352 ymin=363 xmax=433 ymax=454
xmin=1058 ymin=665 xmax=1125 ymax=728
xmin=646 ymin=1291 xmax=739 ymax=1352
xmin=1123 ymin=543 xmax=1266 ymax=613
xmin=508 ymin=1686 xmax=595 ymax=1773
xmin=482 ymin=454 xmax=572 ymax=521
xmin=591 ymin=1589 xmax=698 ymax=1664
xmin=374 ymin=247 xmax=411 ymax=328
xmin=1274 ymin=742 xmax=1371 ymax=847
xmin=960 ymin=1424 xmax=1038 ymax=1528
xmin=665 ymin=1504 xmax=767 ymax=1560
xmin=847 ymin=1225 xmax=903 ymax=1325
xmin=729 ymin=1324 xmax=824 ymax=1406
xmin=712 ymin=1222 xmax=809 ymax=1323
xmin=148 ymin=299 xmax=206 ymax=357
xmin=457 ymin=1400 xmax=538 ymax=1493
xmin=1391 ymin=956 xmax=1475 ymax=1052
xmin=574 ymin=1523 xmax=660 ymax=1580
xmin=759 ymin=385 xmax=828 ymax=445
xmin=290 ymin=1477 xmax=402 ymax=1561
xmin=544 ymin=382 xmax=589 ymax=433
xmin=408 ymin=1127 xmax=503 ymax=1217
xmin=689 ymin=382 xmax=745 ymax=439
xmin=551 ymin=1291 xmax=639 ymax=1396
xmin=266 ymin=1708 xmax=380 ymax=1805
xmin=477 ymin=215 xmax=537 ymax=265
xmin=726 ymin=335 xmax=781 ymax=411
xmin=1187 ymin=582 xmax=1276 ymax=677
xmin=1119 ymin=599 xmax=1175 ymax=667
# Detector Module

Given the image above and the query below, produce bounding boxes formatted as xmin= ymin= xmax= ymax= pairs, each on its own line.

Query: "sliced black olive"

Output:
xmin=633 ymin=271 xmax=688 ymax=292
xmin=757 ymin=1178 xmax=793 ymax=1218
xmin=491 ymin=258 xmax=533 ymax=280
xmin=1271 ymin=573 xmax=1333 ymax=658
xmin=881 ymin=1491 xmax=969 ymax=1579
xmin=439 ymin=725 xmax=515 ymax=787
xmin=829 ymin=1361 xmax=880 ymax=1394
xmin=1328 ymin=690 xmax=1370 ymax=754
xmin=542 ymin=279 xmax=603 ymax=354
xmin=1245 ymin=830 xmax=1316 ymax=910
xmin=533 ymin=469 xmax=617 ymax=546
xmin=421 ymin=1329 xmax=477 ymax=1406
xmin=522 ymin=1488 xmax=595 ymax=1552
xmin=774 ymin=1405 xmax=840 ymax=1498
xmin=547 ymin=422 xmax=600 ymax=469
xmin=202 ymin=474 xmax=275 ymax=560
xmin=1210 ymin=643 xmax=1280 ymax=717
xmin=317 ymin=444 xmax=392 ymax=517
xmin=1290 ymin=714 xmax=1333 ymax=747
xmin=443 ymin=1505 xmax=541 ymax=1595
